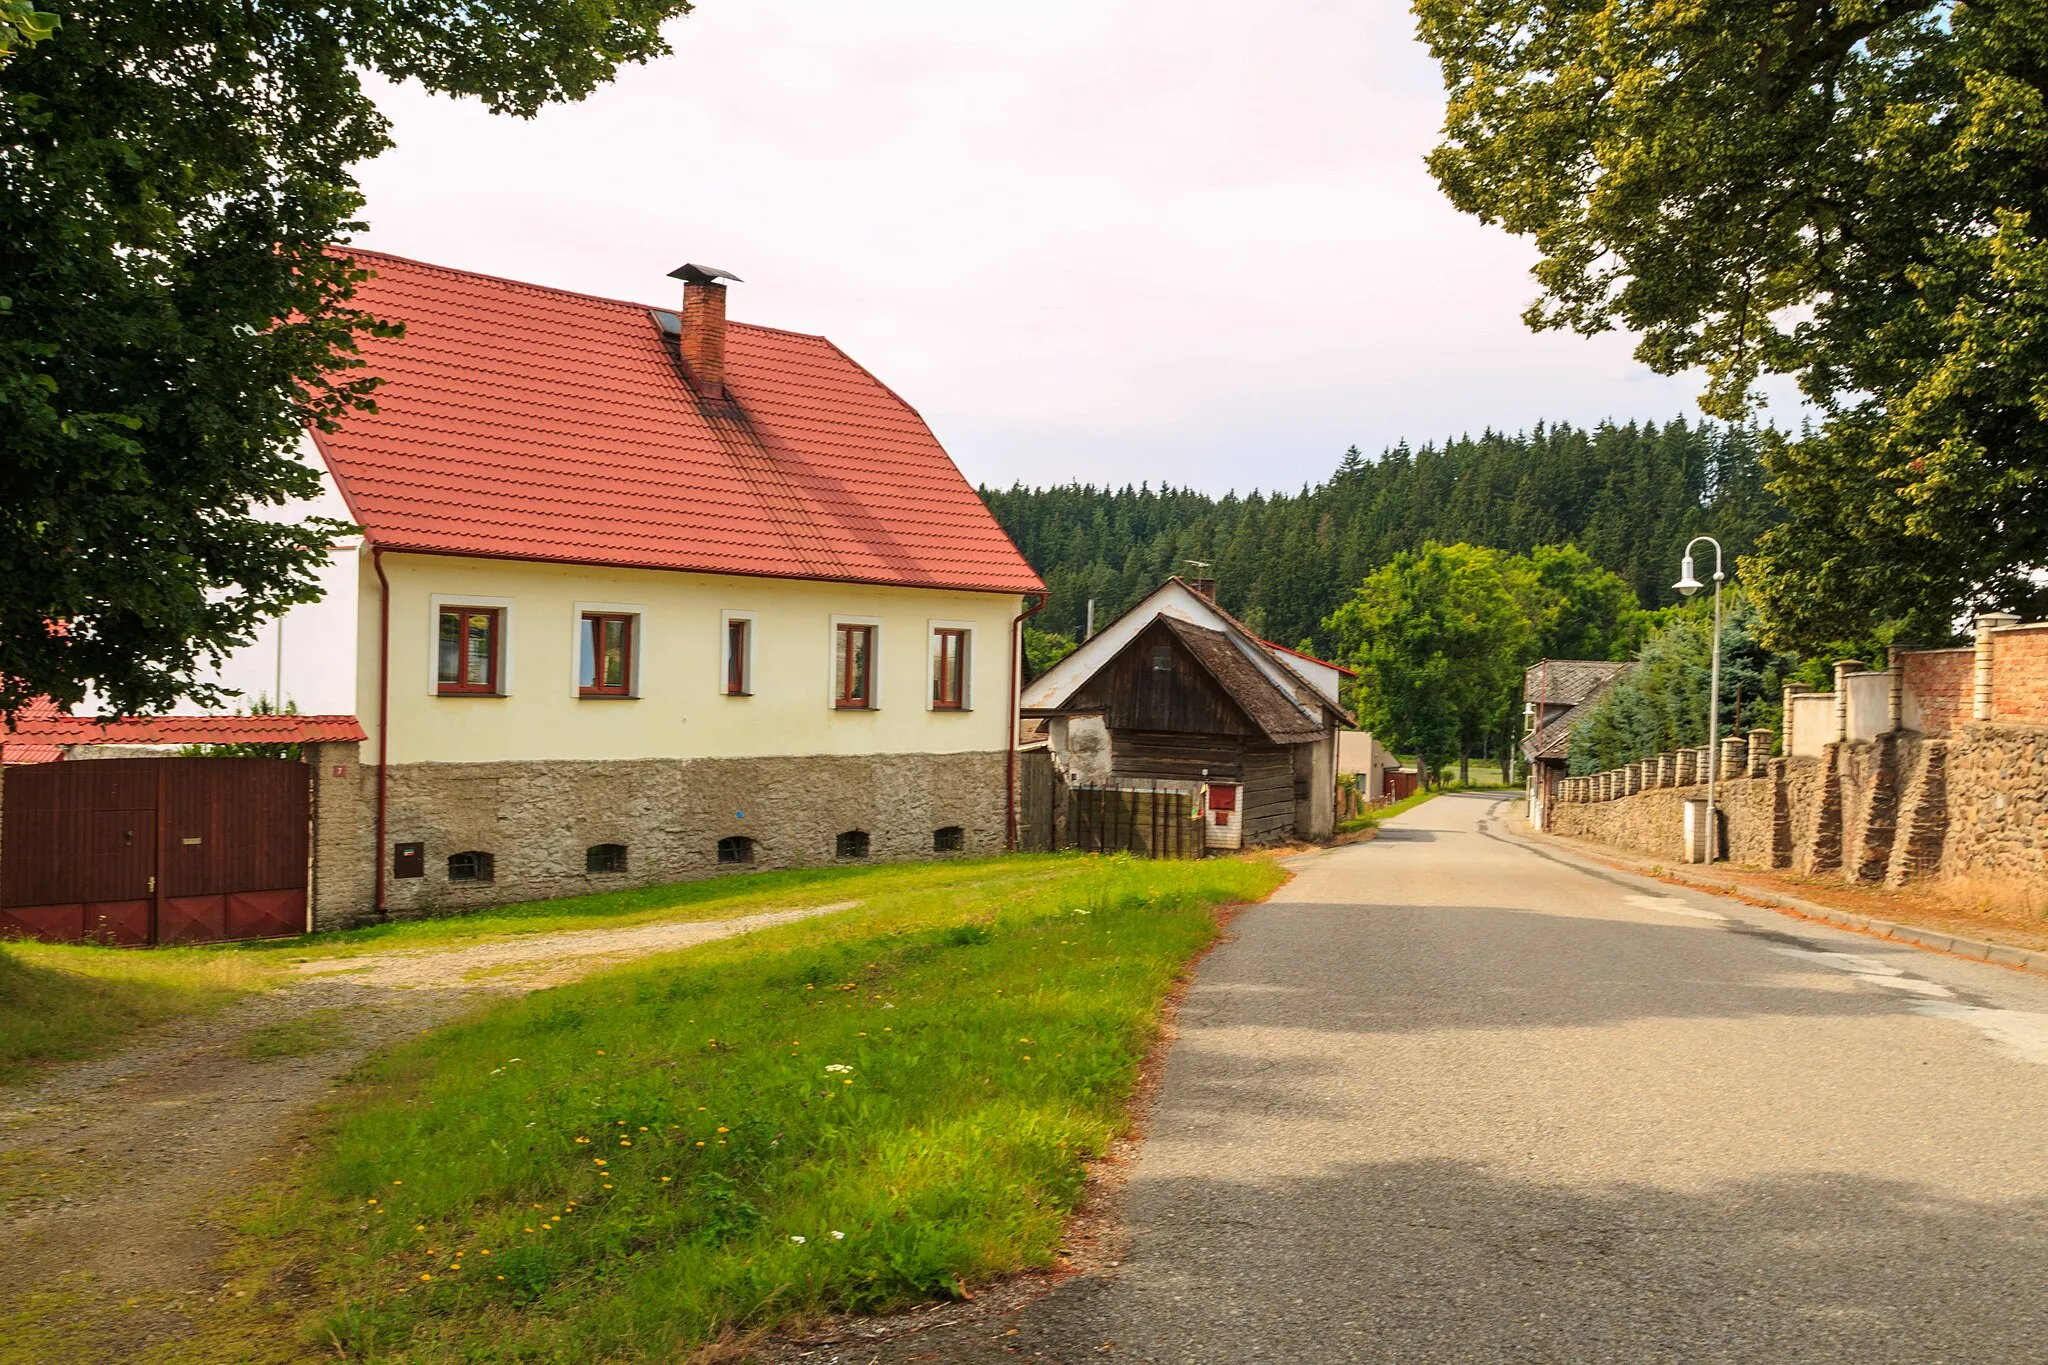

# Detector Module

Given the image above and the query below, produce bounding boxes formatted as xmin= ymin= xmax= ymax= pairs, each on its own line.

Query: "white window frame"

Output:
xmin=569 ymin=601 xmax=646 ymax=699
xmin=428 ymin=593 xmax=516 ymax=697
xmin=720 ymin=609 xmax=757 ymax=697
xmin=926 ymin=619 xmax=976 ymax=712
xmin=828 ymin=614 xmax=885 ymax=711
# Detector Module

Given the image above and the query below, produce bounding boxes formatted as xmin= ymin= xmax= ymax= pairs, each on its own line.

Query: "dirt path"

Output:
xmin=0 ymin=901 xmax=858 ymax=1363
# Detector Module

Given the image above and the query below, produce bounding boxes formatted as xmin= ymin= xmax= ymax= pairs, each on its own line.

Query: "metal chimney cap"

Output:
xmin=668 ymin=263 xmax=743 ymax=285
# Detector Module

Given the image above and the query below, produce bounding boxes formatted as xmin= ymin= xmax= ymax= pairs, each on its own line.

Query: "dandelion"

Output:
xmin=603 ymin=1184 xmax=613 ymax=1189
xmin=696 ymin=1141 xmax=706 ymax=1147
xmin=367 ymin=1199 xmax=378 ymax=1206
xmin=597 ymin=1050 xmax=606 ymax=1055
xmin=415 ymin=1225 xmax=425 ymax=1232
xmin=392 ymin=1180 xmax=403 ymax=1186
xmin=717 ymin=1126 xmax=729 ymax=1133
xmin=480 ymin=1249 xmax=491 ymax=1256
xmin=790 ymin=1235 xmax=806 ymax=1244
xmin=420 ymin=1273 xmax=433 ymax=1282
xmin=576 ymin=1137 xmax=591 ymax=1144
xmin=594 ymin=1158 xmax=608 ymax=1166
xmin=496 ymin=1275 xmax=505 ymax=1281
xmin=620 ymin=1139 xmax=632 ymax=1146
xmin=660 ymin=1176 xmax=672 ymax=1183
xmin=844 ymin=1079 xmax=854 ymax=1085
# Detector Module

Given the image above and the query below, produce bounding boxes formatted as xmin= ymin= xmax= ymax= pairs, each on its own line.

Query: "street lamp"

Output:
xmin=1675 ymin=536 xmax=1726 ymax=861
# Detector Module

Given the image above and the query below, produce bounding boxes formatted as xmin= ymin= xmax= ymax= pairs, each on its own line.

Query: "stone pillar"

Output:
xmin=1782 ymin=682 xmax=1810 ymax=755
xmin=1885 ymin=646 xmax=1904 ymax=733
xmin=1719 ymin=735 xmax=1745 ymax=777
xmin=1833 ymin=661 xmax=1865 ymax=742
xmin=1747 ymin=727 xmax=1773 ymax=778
xmin=1973 ymin=612 xmax=2020 ymax=722
xmin=305 ymin=740 xmax=373 ymax=933
xmin=1626 ymin=761 xmax=1642 ymax=795
xmin=1675 ymin=749 xmax=1695 ymax=785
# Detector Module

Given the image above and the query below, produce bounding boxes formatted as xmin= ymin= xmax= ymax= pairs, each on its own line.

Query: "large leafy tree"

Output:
xmin=1 ymin=0 xmax=693 ymax=717
xmin=1325 ymin=542 xmax=1536 ymax=785
xmin=1415 ymin=0 xmax=2048 ymax=647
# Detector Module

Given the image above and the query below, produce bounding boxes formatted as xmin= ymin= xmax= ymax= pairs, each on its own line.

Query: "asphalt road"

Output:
xmin=814 ymin=791 xmax=2048 ymax=1364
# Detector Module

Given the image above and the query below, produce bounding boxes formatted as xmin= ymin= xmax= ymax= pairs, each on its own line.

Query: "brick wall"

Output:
xmin=1991 ymin=625 xmax=2048 ymax=724
xmin=1899 ymin=648 xmax=1971 ymax=736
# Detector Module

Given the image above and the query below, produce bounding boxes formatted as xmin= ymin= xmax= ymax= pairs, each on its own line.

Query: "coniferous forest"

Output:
xmin=981 ymin=418 xmax=1779 ymax=659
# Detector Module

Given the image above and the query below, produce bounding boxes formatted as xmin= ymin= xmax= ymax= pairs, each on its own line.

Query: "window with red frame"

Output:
xmin=931 ymin=628 xmax=968 ymax=709
xmin=834 ymin=623 xmax=874 ymax=709
xmin=578 ymin=613 xmax=634 ymax=696
xmin=725 ymin=617 xmax=751 ymax=695
xmin=437 ymin=608 xmax=501 ymax=694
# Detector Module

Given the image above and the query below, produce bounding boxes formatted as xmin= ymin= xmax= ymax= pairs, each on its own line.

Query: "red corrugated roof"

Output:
xmin=314 ymin=251 xmax=1043 ymax=595
xmin=2 ymin=714 xmax=366 ymax=746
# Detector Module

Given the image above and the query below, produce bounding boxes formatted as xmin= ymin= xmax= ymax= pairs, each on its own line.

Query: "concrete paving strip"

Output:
xmin=289 ymin=900 xmax=863 ymax=991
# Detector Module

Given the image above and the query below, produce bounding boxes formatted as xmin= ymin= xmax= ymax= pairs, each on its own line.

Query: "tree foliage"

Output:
xmin=0 ymin=0 xmax=56 ymax=62
xmin=1566 ymin=591 xmax=1801 ymax=776
xmin=0 ymin=0 xmax=694 ymax=717
xmin=1322 ymin=541 xmax=1642 ymax=783
xmin=1416 ymin=0 xmax=2048 ymax=647
xmin=984 ymin=417 xmax=1774 ymax=659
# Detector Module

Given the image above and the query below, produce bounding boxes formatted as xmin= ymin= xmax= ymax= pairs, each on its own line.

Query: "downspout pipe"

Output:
xmin=1005 ymin=591 xmax=1048 ymax=850
xmin=372 ymin=546 xmax=392 ymax=921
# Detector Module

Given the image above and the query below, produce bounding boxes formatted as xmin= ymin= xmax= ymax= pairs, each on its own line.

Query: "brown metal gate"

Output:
xmin=0 ymin=757 xmax=308 ymax=945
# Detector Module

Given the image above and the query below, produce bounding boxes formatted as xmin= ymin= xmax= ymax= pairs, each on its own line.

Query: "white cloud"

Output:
xmin=352 ymin=0 xmax=1753 ymax=494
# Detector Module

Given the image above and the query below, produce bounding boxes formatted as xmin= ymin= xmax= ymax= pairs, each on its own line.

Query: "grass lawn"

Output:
xmin=1336 ymin=786 xmax=1441 ymax=835
xmin=229 ymin=853 xmax=1283 ymax=1362
xmin=0 ymin=942 xmax=273 ymax=1086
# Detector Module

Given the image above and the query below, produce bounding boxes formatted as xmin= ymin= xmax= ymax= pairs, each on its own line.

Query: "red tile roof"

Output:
xmin=315 ymin=251 xmax=1043 ymax=595
xmin=2 ymin=714 xmax=366 ymax=748
xmin=0 ymin=695 xmax=65 ymax=763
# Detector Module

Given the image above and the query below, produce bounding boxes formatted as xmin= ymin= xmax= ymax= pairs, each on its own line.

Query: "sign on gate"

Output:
xmin=0 ymin=757 xmax=309 ymax=944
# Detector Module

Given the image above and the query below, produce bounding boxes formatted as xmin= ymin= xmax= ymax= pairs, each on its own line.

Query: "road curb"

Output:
xmin=1498 ymin=816 xmax=2048 ymax=979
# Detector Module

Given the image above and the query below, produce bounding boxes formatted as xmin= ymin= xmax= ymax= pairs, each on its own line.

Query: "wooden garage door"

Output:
xmin=0 ymin=757 xmax=308 ymax=945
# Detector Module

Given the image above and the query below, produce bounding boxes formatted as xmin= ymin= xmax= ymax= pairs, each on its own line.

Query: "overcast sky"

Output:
xmin=354 ymin=0 xmax=1730 ymax=496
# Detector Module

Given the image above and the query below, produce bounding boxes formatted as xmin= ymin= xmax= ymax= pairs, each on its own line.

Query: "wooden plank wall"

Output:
xmin=1243 ymin=746 xmax=1296 ymax=841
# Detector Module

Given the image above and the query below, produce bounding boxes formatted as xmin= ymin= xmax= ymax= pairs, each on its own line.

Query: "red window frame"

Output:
xmin=579 ymin=613 xmax=634 ymax=697
xmin=835 ymin=623 xmax=875 ymax=709
xmin=931 ymin=628 xmax=967 ymax=709
xmin=437 ymin=607 xmax=501 ymax=695
xmin=725 ymin=617 xmax=751 ymax=696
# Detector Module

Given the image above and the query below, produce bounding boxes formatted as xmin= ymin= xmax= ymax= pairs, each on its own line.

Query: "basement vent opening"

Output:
xmin=933 ymin=826 xmax=965 ymax=853
xmin=717 ymin=835 xmax=755 ymax=865
xmin=448 ymin=851 xmax=495 ymax=884
xmin=586 ymin=843 xmax=628 ymax=875
xmin=835 ymin=830 xmax=870 ymax=859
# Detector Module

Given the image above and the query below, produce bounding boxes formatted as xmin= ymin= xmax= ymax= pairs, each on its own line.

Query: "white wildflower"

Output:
xmin=830 ymin=1230 xmax=846 ymax=1241
xmin=790 ymin=1235 xmax=806 ymax=1245
xmin=824 ymin=1064 xmax=854 ymax=1074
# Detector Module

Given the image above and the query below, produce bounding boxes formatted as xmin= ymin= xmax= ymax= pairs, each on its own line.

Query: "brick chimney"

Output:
xmin=667 ymin=263 xmax=742 ymax=398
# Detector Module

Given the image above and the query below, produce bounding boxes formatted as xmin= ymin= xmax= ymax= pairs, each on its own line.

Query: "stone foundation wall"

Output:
xmin=1943 ymin=725 xmax=2048 ymax=890
xmin=1549 ymin=725 xmax=2048 ymax=898
xmin=312 ymin=750 xmax=1008 ymax=931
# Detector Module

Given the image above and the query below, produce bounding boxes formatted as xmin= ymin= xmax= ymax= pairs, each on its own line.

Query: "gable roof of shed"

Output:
xmin=311 ymin=250 xmax=1042 ymax=595
xmin=1157 ymin=617 xmax=1331 ymax=745
xmin=1521 ymin=659 xmax=1634 ymax=761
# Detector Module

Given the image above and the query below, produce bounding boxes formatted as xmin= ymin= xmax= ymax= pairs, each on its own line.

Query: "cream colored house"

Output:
xmin=204 ymin=252 xmax=1042 ymax=926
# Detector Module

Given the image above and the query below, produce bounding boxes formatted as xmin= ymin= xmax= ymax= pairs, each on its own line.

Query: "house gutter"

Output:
xmin=372 ymin=546 xmax=392 ymax=921
xmin=1005 ymin=591 xmax=1048 ymax=850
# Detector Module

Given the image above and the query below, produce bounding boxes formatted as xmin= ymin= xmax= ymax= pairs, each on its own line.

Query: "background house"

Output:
xmin=1019 ymin=578 xmax=1352 ymax=846
xmin=1521 ymin=659 xmax=1633 ymax=828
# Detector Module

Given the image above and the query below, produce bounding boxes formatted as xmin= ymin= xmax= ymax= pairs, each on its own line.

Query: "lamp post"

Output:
xmin=1673 ymin=537 xmax=1725 ymax=861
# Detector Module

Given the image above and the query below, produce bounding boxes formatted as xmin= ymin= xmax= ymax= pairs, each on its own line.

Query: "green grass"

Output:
xmin=1336 ymin=786 xmax=1442 ymax=835
xmin=0 ymin=942 xmax=274 ymax=1086
xmin=236 ymin=1008 xmax=355 ymax=1060
xmin=246 ymin=853 xmax=1284 ymax=1362
xmin=228 ymin=862 xmax=1005 ymax=963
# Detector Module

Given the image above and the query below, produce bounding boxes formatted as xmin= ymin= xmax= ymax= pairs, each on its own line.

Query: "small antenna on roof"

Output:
xmin=1184 ymin=560 xmax=1217 ymax=603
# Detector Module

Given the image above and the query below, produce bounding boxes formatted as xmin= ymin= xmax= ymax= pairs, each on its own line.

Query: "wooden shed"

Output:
xmin=1019 ymin=578 xmax=1353 ymax=845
